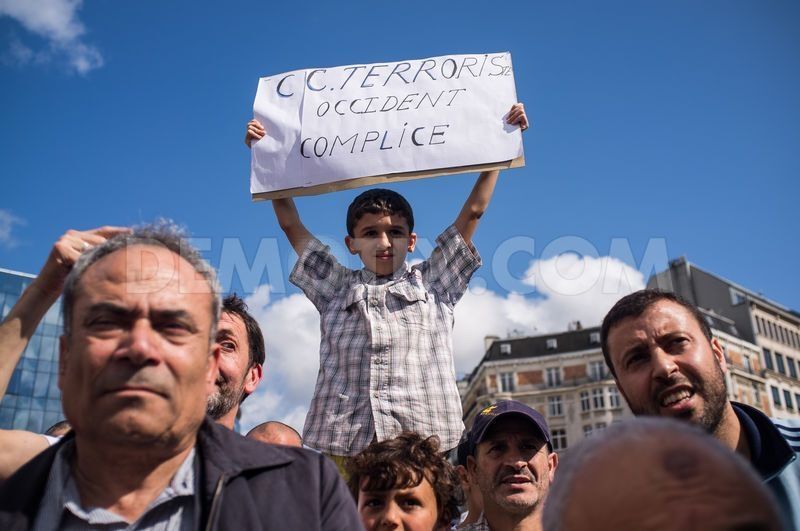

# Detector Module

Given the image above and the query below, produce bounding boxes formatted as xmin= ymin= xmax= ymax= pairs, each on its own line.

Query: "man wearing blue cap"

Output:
xmin=463 ymin=400 xmax=558 ymax=531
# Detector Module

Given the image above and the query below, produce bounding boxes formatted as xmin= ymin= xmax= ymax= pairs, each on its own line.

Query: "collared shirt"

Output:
xmin=459 ymin=513 xmax=490 ymax=531
xmin=32 ymin=440 xmax=197 ymax=531
xmin=291 ymin=223 xmax=481 ymax=456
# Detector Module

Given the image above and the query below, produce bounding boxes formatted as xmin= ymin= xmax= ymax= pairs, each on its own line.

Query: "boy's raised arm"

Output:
xmin=246 ymin=119 xmax=314 ymax=255
xmin=272 ymin=198 xmax=313 ymax=255
xmin=454 ymin=103 xmax=528 ymax=246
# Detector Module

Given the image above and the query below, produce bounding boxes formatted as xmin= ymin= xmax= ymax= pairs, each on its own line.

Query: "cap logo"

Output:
xmin=479 ymin=404 xmax=498 ymax=416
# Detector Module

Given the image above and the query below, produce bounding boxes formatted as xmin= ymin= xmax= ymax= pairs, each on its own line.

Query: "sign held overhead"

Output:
xmin=250 ymin=52 xmax=524 ymax=200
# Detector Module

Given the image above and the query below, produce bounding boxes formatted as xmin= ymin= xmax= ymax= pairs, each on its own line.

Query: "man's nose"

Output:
xmin=120 ymin=319 xmax=161 ymax=365
xmin=652 ymin=348 xmax=679 ymax=380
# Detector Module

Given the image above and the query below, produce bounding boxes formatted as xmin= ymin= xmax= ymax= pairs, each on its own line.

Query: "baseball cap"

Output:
xmin=467 ymin=400 xmax=552 ymax=453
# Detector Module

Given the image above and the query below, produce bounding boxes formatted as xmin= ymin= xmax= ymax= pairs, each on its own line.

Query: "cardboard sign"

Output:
xmin=251 ymin=52 xmax=524 ymax=200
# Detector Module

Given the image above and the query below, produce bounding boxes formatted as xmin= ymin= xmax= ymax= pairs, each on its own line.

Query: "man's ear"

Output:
xmin=344 ymin=235 xmax=359 ymax=255
xmin=547 ymin=451 xmax=559 ymax=482
xmin=243 ymin=363 xmax=263 ymax=396
xmin=58 ymin=335 xmax=68 ymax=391
xmin=466 ymin=454 xmax=478 ymax=478
xmin=710 ymin=337 xmax=727 ymax=373
xmin=407 ymin=232 xmax=417 ymax=252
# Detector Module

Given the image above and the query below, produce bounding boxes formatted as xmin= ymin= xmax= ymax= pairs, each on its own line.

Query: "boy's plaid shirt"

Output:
xmin=290 ymin=224 xmax=481 ymax=456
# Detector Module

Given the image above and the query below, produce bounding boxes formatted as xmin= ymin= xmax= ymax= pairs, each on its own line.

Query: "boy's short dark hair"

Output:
xmin=600 ymin=289 xmax=713 ymax=376
xmin=346 ymin=432 xmax=463 ymax=525
xmin=346 ymin=188 xmax=414 ymax=237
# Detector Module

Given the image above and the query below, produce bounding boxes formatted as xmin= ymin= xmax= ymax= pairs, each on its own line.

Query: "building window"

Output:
xmin=546 ymin=367 xmax=562 ymax=387
xmin=608 ymin=386 xmax=621 ymax=408
xmin=500 ymin=343 xmax=512 ymax=355
xmin=753 ymin=384 xmax=760 ymax=403
xmin=550 ymin=429 xmax=567 ymax=451
xmin=784 ymin=390 xmax=794 ymax=411
xmin=580 ymin=391 xmax=590 ymax=412
xmin=589 ymin=331 xmax=601 ymax=344
xmin=756 ymin=317 xmax=764 ymax=335
xmin=771 ymin=386 xmax=782 ymax=407
xmin=583 ymin=425 xmax=593 ymax=438
xmin=763 ymin=349 xmax=774 ymax=371
xmin=546 ymin=338 xmax=558 ymax=350
xmin=795 ymin=394 xmax=800 ymax=411
xmin=592 ymin=388 xmax=605 ymax=409
xmin=729 ymin=288 xmax=746 ymax=306
xmin=548 ymin=395 xmax=563 ymax=416
xmin=595 ymin=422 xmax=607 ymax=431
xmin=776 ymin=353 xmax=786 ymax=375
xmin=588 ymin=361 xmax=607 ymax=381
xmin=499 ymin=372 xmax=515 ymax=392
xmin=743 ymin=355 xmax=753 ymax=374
xmin=789 ymin=358 xmax=798 ymax=380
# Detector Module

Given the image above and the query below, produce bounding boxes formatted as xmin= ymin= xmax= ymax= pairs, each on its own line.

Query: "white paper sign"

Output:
xmin=251 ymin=52 xmax=523 ymax=199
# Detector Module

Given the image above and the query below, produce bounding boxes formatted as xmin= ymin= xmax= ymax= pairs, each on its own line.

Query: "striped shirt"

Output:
xmin=291 ymin=224 xmax=480 ymax=456
xmin=32 ymin=440 xmax=197 ymax=531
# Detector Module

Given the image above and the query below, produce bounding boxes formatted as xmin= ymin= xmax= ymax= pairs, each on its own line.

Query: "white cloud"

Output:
xmin=239 ymin=285 xmax=319 ymax=434
xmin=0 ymin=209 xmax=25 ymax=248
xmin=237 ymin=254 xmax=645 ymax=434
xmin=0 ymin=0 xmax=103 ymax=74
xmin=452 ymin=254 xmax=644 ymax=375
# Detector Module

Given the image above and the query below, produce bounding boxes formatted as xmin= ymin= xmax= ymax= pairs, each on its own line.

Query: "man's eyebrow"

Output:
xmin=151 ymin=309 xmax=198 ymax=331
xmin=84 ymin=302 xmax=136 ymax=321
xmin=216 ymin=329 xmax=238 ymax=341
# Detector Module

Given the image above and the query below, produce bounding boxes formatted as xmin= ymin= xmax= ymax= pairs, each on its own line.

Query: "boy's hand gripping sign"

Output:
xmin=250 ymin=52 xmax=524 ymax=200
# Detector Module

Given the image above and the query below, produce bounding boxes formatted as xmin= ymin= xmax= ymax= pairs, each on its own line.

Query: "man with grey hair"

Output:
xmin=0 ymin=223 xmax=360 ymax=529
xmin=0 ymin=228 xmax=266 ymax=477
xmin=541 ymin=418 xmax=783 ymax=531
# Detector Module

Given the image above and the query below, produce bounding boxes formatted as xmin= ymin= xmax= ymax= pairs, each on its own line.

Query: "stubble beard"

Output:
xmin=206 ymin=380 xmax=244 ymax=420
xmin=634 ymin=362 xmax=729 ymax=436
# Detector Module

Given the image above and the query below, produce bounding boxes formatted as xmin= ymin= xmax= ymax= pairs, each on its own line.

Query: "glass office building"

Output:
xmin=0 ymin=268 xmax=64 ymax=432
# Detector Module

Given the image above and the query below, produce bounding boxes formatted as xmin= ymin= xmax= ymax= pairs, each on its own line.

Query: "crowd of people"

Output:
xmin=0 ymin=102 xmax=797 ymax=530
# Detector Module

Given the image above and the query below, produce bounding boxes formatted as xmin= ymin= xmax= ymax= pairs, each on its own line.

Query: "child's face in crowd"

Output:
xmin=357 ymin=477 xmax=444 ymax=531
xmin=346 ymin=212 xmax=416 ymax=277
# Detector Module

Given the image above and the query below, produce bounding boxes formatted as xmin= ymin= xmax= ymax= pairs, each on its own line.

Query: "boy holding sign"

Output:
xmin=246 ymin=103 xmax=527 ymax=466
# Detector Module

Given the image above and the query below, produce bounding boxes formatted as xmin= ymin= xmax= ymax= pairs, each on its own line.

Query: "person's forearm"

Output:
xmin=0 ymin=279 xmax=59 ymax=398
xmin=273 ymin=198 xmax=313 ymax=255
xmin=454 ymin=169 xmax=500 ymax=244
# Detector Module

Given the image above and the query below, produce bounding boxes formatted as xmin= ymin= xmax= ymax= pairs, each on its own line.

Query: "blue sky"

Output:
xmin=2 ymin=0 xmax=798 ymax=430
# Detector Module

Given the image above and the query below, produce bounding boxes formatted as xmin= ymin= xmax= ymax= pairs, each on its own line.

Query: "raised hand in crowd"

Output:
xmin=0 ymin=226 xmax=129 ymax=481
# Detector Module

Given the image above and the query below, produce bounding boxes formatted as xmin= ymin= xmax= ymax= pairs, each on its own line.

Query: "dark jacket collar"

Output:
xmin=0 ymin=418 xmax=296 ymax=529
xmin=196 ymin=417 xmax=296 ymax=493
xmin=732 ymin=401 xmax=796 ymax=481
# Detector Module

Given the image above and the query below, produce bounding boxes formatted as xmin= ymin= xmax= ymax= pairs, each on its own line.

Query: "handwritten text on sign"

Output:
xmin=250 ymin=52 xmax=522 ymax=197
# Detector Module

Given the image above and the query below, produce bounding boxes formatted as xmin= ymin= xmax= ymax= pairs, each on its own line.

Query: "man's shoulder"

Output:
xmin=200 ymin=419 xmax=327 ymax=470
xmin=770 ymin=418 xmax=800 ymax=453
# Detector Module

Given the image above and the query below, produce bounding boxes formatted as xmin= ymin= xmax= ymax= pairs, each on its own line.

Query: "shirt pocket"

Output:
xmin=387 ymin=283 xmax=428 ymax=326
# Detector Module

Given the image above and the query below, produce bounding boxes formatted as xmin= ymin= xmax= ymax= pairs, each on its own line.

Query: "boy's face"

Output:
xmin=346 ymin=212 xmax=417 ymax=277
xmin=357 ymin=477 xmax=444 ymax=531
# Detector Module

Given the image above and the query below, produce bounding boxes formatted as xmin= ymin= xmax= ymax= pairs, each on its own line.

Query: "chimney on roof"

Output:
xmin=484 ymin=335 xmax=500 ymax=353
xmin=568 ymin=320 xmax=583 ymax=331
